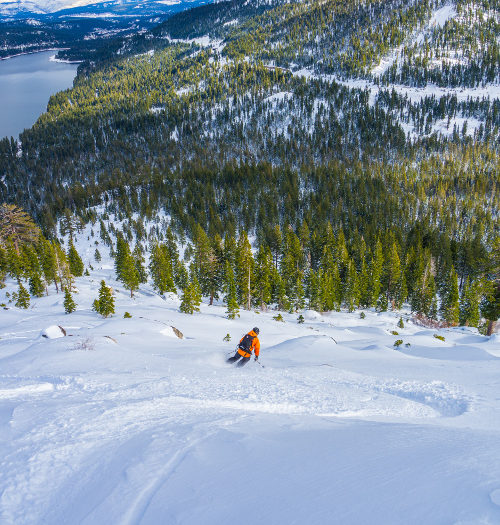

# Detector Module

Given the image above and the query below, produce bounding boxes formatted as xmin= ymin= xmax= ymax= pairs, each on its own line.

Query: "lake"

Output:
xmin=0 ymin=50 xmax=78 ymax=139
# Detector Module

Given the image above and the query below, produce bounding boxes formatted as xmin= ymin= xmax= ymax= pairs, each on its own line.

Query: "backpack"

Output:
xmin=238 ymin=333 xmax=255 ymax=353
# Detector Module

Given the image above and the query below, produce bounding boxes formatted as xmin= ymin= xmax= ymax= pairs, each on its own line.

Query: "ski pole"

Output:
xmin=255 ymin=358 xmax=265 ymax=368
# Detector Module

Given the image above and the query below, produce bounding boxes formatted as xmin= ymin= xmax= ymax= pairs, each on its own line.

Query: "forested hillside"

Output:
xmin=0 ymin=0 xmax=498 ymax=329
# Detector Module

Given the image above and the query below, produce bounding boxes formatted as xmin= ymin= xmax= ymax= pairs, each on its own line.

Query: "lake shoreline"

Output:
xmin=0 ymin=47 xmax=81 ymax=63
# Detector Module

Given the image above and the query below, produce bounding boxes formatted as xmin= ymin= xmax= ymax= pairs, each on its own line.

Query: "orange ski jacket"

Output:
xmin=237 ymin=330 xmax=260 ymax=358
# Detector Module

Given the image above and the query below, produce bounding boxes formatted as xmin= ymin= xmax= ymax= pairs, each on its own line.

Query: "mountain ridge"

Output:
xmin=0 ymin=0 xmax=207 ymax=18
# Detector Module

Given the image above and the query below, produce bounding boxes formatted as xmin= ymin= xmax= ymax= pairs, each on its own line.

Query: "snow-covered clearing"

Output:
xmin=165 ymin=34 xmax=225 ymax=54
xmin=370 ymin=3 xmax=457 ymax=77
xmin=1 ymin=240 xmax=500 ymax=524
xmin=294 ymin=68 xmax=500 ymax=104
xmin=429 ymin=3 xmax=457 ymax=28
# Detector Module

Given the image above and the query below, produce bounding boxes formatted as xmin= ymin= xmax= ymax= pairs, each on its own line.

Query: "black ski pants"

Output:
xmin=227 ymin=351 xmax=251 ymax=367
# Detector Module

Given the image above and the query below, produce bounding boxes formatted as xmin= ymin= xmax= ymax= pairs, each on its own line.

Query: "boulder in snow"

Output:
xmin=41 ymin=325 xmax=66 ymax=339
xmin=160 ymin=326 xmax=184 ymax=339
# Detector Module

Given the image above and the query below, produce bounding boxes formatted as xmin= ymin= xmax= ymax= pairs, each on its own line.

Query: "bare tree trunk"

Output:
xmin=209 ymin=292 xmax=214 ymax=306
xmin=487 ymin=320 xmax=496 ymax=336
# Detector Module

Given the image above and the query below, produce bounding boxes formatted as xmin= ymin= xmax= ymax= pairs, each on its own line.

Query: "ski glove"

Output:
xmin=254 ymin=356 xmax=258 ymax=361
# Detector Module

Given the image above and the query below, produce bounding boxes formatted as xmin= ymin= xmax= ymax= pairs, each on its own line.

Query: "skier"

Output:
xmin=227 ymin=327 xmax=260 ymax=367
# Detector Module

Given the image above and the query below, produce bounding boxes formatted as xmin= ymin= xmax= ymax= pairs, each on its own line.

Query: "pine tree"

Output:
xmin=274 ymin=272 xmax=290 ymax=311
xmin=39 ymin=239 xmax=57 ymax=294
xmin=94 ymin=248 xmax=102 ymax=263
xmin=60 ymin=209 xmax=82 ymax=240
xmin=223 ymin=234 xmax=237 ymax=269
xmin=424 ymin=273 xmax=438 ymax=318
xmin=358 ymin=257 xmax=371 ymax=307
xmin=5 ymin=242 xmax=23 ymax=281
xmin=94 ymin=280 xmax=115 ymax=318
xmin=481 ymin=280 xmax=500 ymax=336
xmin=191 ymin=272 xmax=202 ymax=307
xmin=440 ymin=266 xmax=460 ymax=326
xmin=64 ymin=287 xmax=77 ymax=314
xmin=306 ymin=269 xmax=321 ymax=311
xmin=54 ymin=242 xmax=72 ymax=292
xmin=294 ymin=276 xmax=306 ymax=312
xmin=370 ymin=239 xmax=384 ymax=306
xmin=319 ymin=266 xmax=341 ymax=312
xmin=394 ymin=270 xmax=407 ymax=310
xmin=114 ymin=236 xmax=129 ymax=282
xmin=224 ymin=262 xmax=239 ymax=319
xmin=459 ymin=278 xmax=481 ymax=327
xmin=207 ymin=234 xmax=223 ymax=305
xmin=180 ymin=276 xmax=201 ymax=315
xmin=15 ymin=282 xmax=30 ymax=309
xmin=175 ymin=261 xmax=189 ymax=290
xmin=384 ymin=240 xmax=402 ymax=309
xmin=405 ymin=246 xmax=423 ymax=306
xmin=254 ymin=245 xmax=273 ymax=310
xmin=132 ymin=244 xmax=147 ymax=284
xmin=281 ymin=228 xmax=304 ymax=299
xmin=268 ymin=224 xmax=282 ymax=269
xmin=165 ymin=226 xmax=179 ymax=261
xmin=411 ymin=255 xmax=436 ymax=317
xmin=22 ymin=245 xmax=40 ymax=278
xmin=0 ymin=204 xmax=40 ymax=254
xmin=335 ymin=229 xmax=349 ymax=271
xmin=29 ymin=271 xmax=45 ymax=298
xmin=236 ymin=231 xmax=254 ymax=309
xmin=67 ymin=241 xmax=84 ymax=277
xmin=192 ymin=225 xmax=219 ymax=304
xmin=149 ymin=243 xmax=176 ymax=295
xmin=121 ymin=249 xmax=140 ymax=297
xmin=343 ymin=258 xmax=359 ymax=312
xmin=320 ymin=222 xmax=336 ymax=274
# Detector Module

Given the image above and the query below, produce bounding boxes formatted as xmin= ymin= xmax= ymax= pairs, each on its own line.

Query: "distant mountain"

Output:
xmin=0 ymin=0 xmax=211 ymax=60
xmin=0 ymin=0 xmax=208 ymax=19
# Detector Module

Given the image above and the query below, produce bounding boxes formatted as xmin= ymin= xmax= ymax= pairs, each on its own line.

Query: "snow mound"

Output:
xmin=399 ymin=344 xmax=497 ymax=361
xmin=268 ymin=335 xmax=331 ymax=353
xmin=303 ymin=309 xmax=322 ymax=320
xmin=0 ymin=383 xmax=54 ymax=399
xmin=359 ymin=344 xmax=386 ymax=352
xmin=41 ymin=325 xmax=66 ymax=339
xmin=373 ymin=379 xmax=468 ymax=417
xmin=490 ymin=489 xmax=500 ymax=507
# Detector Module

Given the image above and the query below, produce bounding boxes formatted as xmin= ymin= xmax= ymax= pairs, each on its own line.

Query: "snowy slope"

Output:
xmin=1 ymin=231 xmax=500 ymax=524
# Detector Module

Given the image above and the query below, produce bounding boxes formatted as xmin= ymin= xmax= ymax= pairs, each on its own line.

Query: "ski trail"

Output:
xmin=119 ymin=420 xmax=231 ymax=525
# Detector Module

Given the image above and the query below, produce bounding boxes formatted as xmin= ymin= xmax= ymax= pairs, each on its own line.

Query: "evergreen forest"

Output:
xmin=0 ymin=0 xmax=498 ymax=333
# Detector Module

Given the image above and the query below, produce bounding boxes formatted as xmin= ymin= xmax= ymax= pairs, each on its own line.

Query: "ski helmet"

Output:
xmin=253 ymin=327 xmax=260 ymax=334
